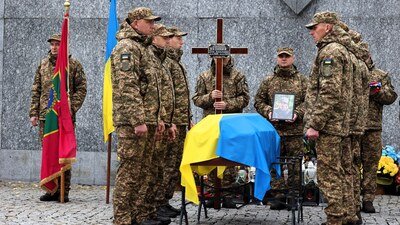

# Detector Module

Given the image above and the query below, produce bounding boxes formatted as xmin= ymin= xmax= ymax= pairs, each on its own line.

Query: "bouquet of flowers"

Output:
xmin=377 ymin=145 xmax=400 ymax=185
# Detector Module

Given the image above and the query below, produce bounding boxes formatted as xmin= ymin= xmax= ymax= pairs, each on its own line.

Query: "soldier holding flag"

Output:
xmin=29 ymin=32 xmax=87 ymax=203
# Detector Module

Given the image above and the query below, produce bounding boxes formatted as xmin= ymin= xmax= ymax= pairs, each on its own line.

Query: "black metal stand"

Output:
xmin=179 ymin=187 xmax=189 ymax=225
xmin=179 ymin=156 xmax=304 ymax=224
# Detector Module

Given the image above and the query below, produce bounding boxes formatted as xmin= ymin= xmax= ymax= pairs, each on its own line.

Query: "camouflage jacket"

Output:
xmin=335 ymin=26 xmax=370 ymax=135
xmin=30 ymin=52 xmax=87 ymax=122
xmin=365 ymin=66 xmax=397 ymax=130
xmin=254 ymin=65 xmax=307 ymax=136
xmin=167 ymin=48 xmax=192 ymax=125
xmin=148 ymin=44 xmax=174 ymax=126
xmin=192 ymin=58 xmax=250 ymax=118
xmin=304 ymin=28 xmax=353 ymax=137
xmin=111 ymin=21 xmax=163 ymax=127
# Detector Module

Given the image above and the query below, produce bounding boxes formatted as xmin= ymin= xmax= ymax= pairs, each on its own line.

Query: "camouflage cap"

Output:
xmin=167 ymin=27 xmax=188 ymax=37
xmin=277 ymin=47 xmax=294 ymax=56
xmin=305 ymin=11 xmax=339 ymax=29
xmin=152 ymin=24 xmax=174 ymax=37
xmin=337 ymin=20 xmax=349 ymax=32
xmin=349 ymin=30 xmax=361 ymax=43
xmin=47 ymin=33 xmax=61 ymax=42
xmin=128 ymin=7 xmax=161 ymax=22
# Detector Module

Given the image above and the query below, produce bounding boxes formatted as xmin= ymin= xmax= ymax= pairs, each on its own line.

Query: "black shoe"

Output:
xmin=165 ymin=203 xmax=181 ymax=214
xmin=39 ymin=193 xmax=59 ymax=201
xmin=361 ymin=201 xmax=375 ymax=213
xmin=58 ymin=195 xmax=69 ymax=203
xmin=343 ymin=221 xmax=363 ymax=225
xmin=157 ymin=206 xmax=178 ymax=218
xmin=140 ymin=219 xmax=162 ymax=225
xmin=270 ymin=199 xmax=286 ymax=210
xmin=205 ymin=200 xmax=215 ymax=208
xmin=321 ymin=223 xmax=326 ymax=225
xmin=356 ymin=210 xmax=363 ymax=224
xmin=222 ymin=198 xmax=236 ymax=209
xmin=155 ymin=215 xmax=171 ymax=225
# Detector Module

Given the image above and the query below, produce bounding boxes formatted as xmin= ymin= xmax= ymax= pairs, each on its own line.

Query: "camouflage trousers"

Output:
xmin=113 ymin=125 xmax=157 ymax=225
xmin=160 ymin=125 xmax=187 ymax=205
xmin=341 ymin=135 xmax=362 ymax=224
xmin=360 ymin=130 xmax=382 ymax=202
xmin=270 ymin=135 xmax=303 ymax=192
xmin=316 ymin=134 xmax=344 ymax=225
xmin=39 ymin=121 xmax=72 ymax=195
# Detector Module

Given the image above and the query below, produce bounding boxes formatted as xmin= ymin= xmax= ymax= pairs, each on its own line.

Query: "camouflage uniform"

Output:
xmin=192 ymin=57 xmax=250 ymax=118
xmin=334 ymin=25 xmax=370 ymax=223
xmin=30 ymin=43 xmax=87 ymax=197
xmin=254 ymin=52 xmax=307 ymax=192
xmin=304 ymin=12 xmax=353 ymax=225
xmin=361 ymin=62 xmax=397 ymax=203
xmin=110 ymin=7 xmax=164 ymax=224
xmin=160 ymin=45 xmax=192 ymax=206
xmin=192 ymin=57 xmax=250 ymax=187
xmin=146 ymin=39 xmax=175 ymax=210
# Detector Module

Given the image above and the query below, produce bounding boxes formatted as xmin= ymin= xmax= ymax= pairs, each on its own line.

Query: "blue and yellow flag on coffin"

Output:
xmin=180 ymin=113 xmax=281 ymax=204
xmin=102 ymin=0 xmax=118 ymax=142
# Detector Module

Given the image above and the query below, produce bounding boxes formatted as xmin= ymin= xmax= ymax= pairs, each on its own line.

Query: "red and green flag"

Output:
xmin=40 ymin=10 xmax=76 ymax=193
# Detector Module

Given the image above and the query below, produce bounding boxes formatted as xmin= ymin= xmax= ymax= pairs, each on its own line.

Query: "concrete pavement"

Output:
xmin=1 ymin=180 xmax=399 ymax=225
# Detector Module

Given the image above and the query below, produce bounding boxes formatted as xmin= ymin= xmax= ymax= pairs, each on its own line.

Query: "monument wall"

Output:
xmin=0 ymin=0 xmax=398 ymax=184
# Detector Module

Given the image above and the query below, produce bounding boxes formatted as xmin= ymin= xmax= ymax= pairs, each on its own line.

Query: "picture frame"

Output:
xmin=271 ymin=93 xmax=295 ymax=120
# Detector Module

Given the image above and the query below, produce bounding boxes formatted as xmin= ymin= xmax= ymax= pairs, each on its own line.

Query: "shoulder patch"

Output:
xmin=120 ymin=53 xmax=132 ymax=71
xmin=321 ymin=59 xmax=333 ymax=77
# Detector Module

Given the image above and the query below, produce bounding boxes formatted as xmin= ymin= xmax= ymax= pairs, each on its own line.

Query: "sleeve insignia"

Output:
xmin=121 ymin=53 xmax=131 ymax=71
xmin=321 ymin=59 xmax=333 ymax=77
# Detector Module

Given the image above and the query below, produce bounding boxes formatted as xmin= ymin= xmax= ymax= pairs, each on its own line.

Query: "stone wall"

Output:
xmin=0 ymin=0 xmax=398 ymax=185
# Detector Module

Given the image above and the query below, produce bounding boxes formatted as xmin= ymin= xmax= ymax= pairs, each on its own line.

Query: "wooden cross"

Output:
xmin=192 ymin=18 xmax=248 ymax=114
xmin=191 ymin=18 xmax=248 ymax=210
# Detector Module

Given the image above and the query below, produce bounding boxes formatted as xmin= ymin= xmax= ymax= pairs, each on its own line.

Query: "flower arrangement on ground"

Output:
xmin=377 ymin=145 xmax=400 ymax=185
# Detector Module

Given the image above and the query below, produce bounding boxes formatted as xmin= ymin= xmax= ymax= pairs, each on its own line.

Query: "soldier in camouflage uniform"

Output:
xmin=334 ymin=22 xmax=370 ymax=225
xmin=29 ymin=33 xmax=87 ymax=203
xmin=192 ymin=56 xmax=250 ymax=208
xmin=192 ymin=56 xmax=250 ymax=117
xmin=110 ymin=7 xmax=167 ymax=225
xmin=360 ymin=47 xmax=397 ymax=214
xmin=254 ymin=47 xmax=307 ymax=210
xmin=155 ymin=26 xmax=192 ymax=218
xmin=145 ymin=24 xmax=176 ymax=224
xmin=304 ymin=12 xmax=353 ymax=225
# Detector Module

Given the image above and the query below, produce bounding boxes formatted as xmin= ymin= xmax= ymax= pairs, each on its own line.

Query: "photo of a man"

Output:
xmin=272 ymin=94 xmax=295 ymax=120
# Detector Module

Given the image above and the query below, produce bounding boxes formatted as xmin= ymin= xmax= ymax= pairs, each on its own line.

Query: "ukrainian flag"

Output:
xmin=180 ymin=113 xmax=281 ymax=204
xmin=102 ymin=0 xmax=118 ymax=143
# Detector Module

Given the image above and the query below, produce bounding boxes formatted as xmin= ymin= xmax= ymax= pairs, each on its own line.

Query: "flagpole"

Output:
xmin=60 ymin=0 xmax=70 ymax=204
xmin=106 ymin=134 xmax=112 ymax=204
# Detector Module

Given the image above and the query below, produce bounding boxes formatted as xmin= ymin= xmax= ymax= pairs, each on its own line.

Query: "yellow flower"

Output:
xmin=377 ymin=156 xmax=399 ymax=177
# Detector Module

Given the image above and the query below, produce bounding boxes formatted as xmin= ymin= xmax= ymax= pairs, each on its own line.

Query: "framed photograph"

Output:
xmin=271 ymin=93 xmax=295 ymax=120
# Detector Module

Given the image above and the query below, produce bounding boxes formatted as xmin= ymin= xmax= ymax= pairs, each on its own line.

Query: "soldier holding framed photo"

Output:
xmin=254 ymin=47 xmax=308 ymax=210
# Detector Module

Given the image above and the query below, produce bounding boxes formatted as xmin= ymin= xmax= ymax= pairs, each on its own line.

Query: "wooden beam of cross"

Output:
xmin=191 ymin=18 xmax=248 ymax=210
xmin=192 ymin=18 xmax=248 ymax=114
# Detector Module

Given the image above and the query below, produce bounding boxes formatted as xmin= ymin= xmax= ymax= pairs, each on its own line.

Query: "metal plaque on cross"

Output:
xmin=192 ymin=18 xmax=248 ymax=114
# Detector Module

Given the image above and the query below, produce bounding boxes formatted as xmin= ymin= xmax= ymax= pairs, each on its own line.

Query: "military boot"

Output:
xmin=157 ymin=206 xmax=178 ymax=218
xmin=139 ymin=219 xmax=161 ymax=225
xmin=39 ymin=193 xmax=59 ymax=201
xmin=361 ymin=201 xmax=375 ymax=213
xmin=165 ymin=204 xmax=181 ymax=214
xmin=155 ymin=214 xmax=171 ymax=225
xmin=270 ymin=194 xmax=286 ymax=210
